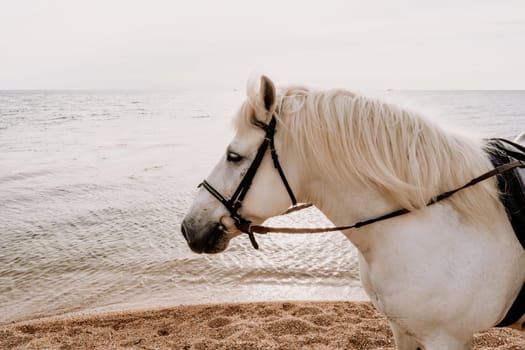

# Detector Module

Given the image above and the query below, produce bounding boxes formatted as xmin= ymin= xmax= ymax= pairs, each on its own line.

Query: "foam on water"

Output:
xmin=1 ymin=89 xmax=525 ymax=323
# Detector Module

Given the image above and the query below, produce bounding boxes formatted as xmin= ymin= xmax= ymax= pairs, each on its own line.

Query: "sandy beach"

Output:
xmin=1 ymin=301 xmax=524 ymax=350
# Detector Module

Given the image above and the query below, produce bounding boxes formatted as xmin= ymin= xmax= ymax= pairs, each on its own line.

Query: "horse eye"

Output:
xmin=227 ymin=151 xmax=243 ymax=163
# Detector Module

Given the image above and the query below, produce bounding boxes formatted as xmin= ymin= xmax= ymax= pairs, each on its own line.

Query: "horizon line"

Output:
xmin=1 ymin=88 xmax=525 ymax=92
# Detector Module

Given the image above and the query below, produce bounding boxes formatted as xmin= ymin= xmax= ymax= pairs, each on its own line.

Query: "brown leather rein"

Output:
xmin=237 ymin=160 xmax=525 ymax=235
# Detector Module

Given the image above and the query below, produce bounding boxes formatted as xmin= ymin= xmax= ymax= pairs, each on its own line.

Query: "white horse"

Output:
xmin=182 ymin=76 xmax=525 ymax=349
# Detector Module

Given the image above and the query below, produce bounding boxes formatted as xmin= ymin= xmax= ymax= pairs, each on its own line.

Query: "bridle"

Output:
xmin=199 ymin=115 xmax=300 ymax=249
xmin=199 ymin=115 xmax=525 ymax=250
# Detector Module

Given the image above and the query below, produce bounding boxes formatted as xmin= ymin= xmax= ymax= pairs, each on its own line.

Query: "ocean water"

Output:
xmin=1 ymin=89 xmax=525 ymax=323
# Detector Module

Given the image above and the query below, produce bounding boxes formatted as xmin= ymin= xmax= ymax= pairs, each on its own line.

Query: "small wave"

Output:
xmin=97 ymin=143 xmax=128 ymax=149
xmin=191 ymin=114 xmax=211 ymax=119
xmin=146 ymin=143 xmax=183 ymax=149
xmin=0 ymin=170 xmax=53 ymax=184
xmin=143 ymin=165 xmax=164 ymax=172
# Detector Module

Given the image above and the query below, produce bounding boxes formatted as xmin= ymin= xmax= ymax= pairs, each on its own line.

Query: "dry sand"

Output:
xmin=1 ymin=301 xmax=524 ymax=350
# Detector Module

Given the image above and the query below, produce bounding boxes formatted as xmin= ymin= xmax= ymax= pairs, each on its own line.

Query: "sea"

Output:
xmin=1 ymin=89 xmax=525 ymax=323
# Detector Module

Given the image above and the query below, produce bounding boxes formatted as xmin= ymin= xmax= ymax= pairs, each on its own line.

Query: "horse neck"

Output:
xmin=301 ymin=173 xmax=400 ymax=246
xmin=292 ymin=130 xmax=497 ymax=251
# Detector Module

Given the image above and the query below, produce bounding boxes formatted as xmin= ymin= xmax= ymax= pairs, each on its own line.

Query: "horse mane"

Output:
xmin=236 ymin=84 xmax=501 ymax=225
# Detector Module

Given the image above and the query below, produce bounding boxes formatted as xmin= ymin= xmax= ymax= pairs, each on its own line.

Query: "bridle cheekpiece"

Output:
xmin=199 ymin=115 xmax=297 ymax=249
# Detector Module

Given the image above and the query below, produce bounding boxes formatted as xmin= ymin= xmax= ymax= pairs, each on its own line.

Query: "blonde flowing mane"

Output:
xmin=236 ymin=85 xmax=501 ymax=225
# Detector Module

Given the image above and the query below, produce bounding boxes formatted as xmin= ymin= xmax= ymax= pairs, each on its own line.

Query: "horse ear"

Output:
xmin=259 ymin=75 xmax=276 ymax=113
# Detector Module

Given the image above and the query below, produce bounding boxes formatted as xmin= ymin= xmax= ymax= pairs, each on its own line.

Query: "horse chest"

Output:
xmin=355 ymin=206 xmax=523 ymax=333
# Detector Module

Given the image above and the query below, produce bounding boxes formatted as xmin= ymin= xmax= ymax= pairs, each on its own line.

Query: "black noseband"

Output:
xmin=199 ymin=115 xmax=297 ymax=249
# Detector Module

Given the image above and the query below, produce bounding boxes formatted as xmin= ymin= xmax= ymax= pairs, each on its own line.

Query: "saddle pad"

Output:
xmin=487 ymin=138 xmax=525 ymax=327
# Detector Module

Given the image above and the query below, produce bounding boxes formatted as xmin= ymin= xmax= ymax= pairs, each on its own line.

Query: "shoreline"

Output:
xmin=2 ymin=301 xmax=525 ymax=349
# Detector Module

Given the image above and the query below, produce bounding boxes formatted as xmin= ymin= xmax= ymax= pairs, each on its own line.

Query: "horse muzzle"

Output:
xmin=180 ymin=219 xmax=229 ymax=254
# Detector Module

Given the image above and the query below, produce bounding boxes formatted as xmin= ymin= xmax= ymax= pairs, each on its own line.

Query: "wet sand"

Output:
xmin=1 ymin=301 xmax=524 ymax=349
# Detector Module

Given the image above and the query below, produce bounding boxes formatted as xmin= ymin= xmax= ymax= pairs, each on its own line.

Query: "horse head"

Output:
xmin=181 ymin=76 xmax=303 ymax=253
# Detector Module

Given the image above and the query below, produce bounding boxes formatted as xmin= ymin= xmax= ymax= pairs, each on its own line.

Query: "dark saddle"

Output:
xmin=487 ymin=138 xmax=525 ymax=327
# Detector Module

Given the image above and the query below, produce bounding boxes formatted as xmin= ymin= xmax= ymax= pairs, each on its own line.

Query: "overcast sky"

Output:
xmin=1 ymin=0 xmax=524 ymax=90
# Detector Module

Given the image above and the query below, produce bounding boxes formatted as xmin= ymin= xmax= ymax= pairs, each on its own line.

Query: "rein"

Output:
xmin=200 ymin=113 xmax=525 ymax=248
xmin=238 ymin=159 xmax=525 ymax=235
